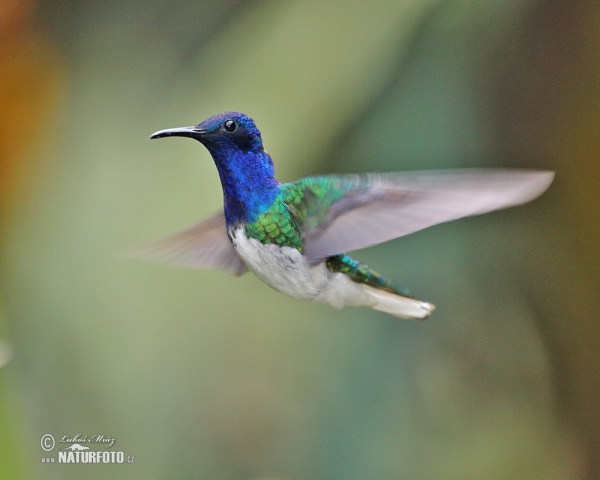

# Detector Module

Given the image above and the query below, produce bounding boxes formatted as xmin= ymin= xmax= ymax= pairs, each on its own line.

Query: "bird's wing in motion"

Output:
xmin=131 ymin=211 xmax=247 ymax=275
xmin=284 ymin=170 xmax=554 ymax=263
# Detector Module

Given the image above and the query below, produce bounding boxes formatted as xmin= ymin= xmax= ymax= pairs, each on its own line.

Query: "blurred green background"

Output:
xmin=1 ymin=1 xmax=599 ymax=479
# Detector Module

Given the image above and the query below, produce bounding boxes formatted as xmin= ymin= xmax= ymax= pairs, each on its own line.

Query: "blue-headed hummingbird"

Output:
xmin=143 ymin=112 xmax=553 ymax=319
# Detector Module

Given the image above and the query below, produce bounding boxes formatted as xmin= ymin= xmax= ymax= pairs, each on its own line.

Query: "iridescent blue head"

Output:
xmin=151 ymin=112 xmax=279 ymax=225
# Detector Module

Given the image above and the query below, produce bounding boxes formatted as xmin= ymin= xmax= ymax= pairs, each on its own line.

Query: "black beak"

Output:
xmin=149 ymin=126 xmax=206 ymax=140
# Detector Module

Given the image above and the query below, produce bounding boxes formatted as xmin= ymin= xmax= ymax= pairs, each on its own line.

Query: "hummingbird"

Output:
xmin=144 ymin=111 xmax=553 ymax=320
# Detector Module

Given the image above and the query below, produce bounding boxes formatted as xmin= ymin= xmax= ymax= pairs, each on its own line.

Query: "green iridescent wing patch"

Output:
xmin=280 ymin=175 xmax=367 ymax=231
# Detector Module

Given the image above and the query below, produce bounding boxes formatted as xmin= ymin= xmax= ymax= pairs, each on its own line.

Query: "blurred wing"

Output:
xmin=130 ymin=211 xmax=247 ymax=275
xmin=286 ymin=170 xmax=554 ymax=262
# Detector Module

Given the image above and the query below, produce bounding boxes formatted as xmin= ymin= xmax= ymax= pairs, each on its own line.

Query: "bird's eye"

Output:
xmin=224 ymin=120 xmax=237 ymax=132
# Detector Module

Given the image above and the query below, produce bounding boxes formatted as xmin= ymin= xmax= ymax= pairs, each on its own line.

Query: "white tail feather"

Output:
xmin=363 ymin=285 xmax=434 ymax=320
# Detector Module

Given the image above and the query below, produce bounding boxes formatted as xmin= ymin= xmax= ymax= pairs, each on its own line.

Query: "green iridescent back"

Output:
xmin=244 ymin=176 xmax=352 ymax=250
xmin=244 ymin=191 xmax=303 ymax=250
xmin=280 ymin=175 xmax=361 ymax=230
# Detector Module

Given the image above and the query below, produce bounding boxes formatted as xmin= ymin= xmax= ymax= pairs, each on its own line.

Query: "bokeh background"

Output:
xmin=1 ymin=1 xmax=599 ymax=479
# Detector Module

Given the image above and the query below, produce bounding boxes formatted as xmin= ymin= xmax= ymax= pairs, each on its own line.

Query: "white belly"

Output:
xmin=229 ymin=227 xmax=369 ymax=308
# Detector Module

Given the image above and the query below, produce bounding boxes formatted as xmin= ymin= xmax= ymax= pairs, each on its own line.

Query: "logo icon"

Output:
xmin=40 ymin=434 xmax=55 ymax=452
xmin=62 ymin=443 xmax=90 ymax=452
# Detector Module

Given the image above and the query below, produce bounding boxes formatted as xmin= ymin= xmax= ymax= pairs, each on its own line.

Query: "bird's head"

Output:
xmin=150 ymin=111 xmax=264 ymax=154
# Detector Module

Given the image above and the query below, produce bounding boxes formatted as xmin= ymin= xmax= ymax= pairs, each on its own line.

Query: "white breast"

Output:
xmin=228 ymin=227 xmax=369 ymax=308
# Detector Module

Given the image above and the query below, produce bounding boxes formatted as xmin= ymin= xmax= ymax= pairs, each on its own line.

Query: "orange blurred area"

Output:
xmin=0 ymin=0 xmax=64 ymax=223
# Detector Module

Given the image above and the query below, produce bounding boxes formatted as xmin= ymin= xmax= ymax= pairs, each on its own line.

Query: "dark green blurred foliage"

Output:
xmin=0 ymin=1 xmax=598 ymax=479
